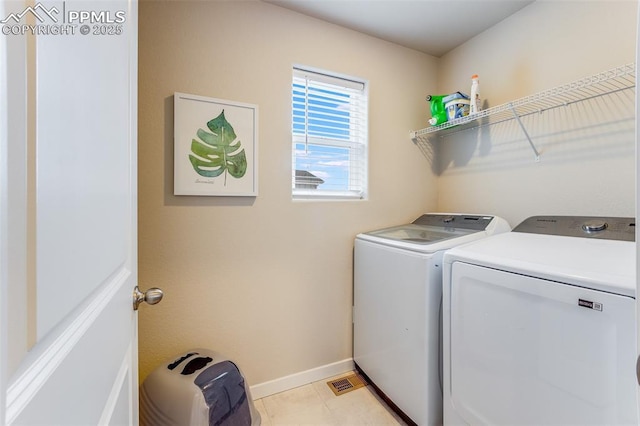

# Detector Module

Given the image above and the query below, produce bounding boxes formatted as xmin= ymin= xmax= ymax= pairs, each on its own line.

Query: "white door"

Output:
xmin=1 ymin=0 xmax=144 ymax=424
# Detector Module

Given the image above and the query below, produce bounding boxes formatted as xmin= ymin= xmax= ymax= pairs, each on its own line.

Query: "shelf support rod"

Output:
xmin=508 ymin=103 xmax=540 ymax=162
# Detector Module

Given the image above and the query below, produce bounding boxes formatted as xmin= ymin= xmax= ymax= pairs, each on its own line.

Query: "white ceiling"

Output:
xmin=264 ymin=0 xmax=534 ymax=57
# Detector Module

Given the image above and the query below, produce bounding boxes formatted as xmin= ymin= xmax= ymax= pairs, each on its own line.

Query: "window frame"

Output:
xmin=291 ymin=66 xmax=368 ymax=200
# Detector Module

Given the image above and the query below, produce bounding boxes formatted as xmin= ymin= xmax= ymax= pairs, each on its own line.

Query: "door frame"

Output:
xmin=1 ymin=0 xmax=8 ymax=422
xmin=636 ymin=0 xmax=640 ymax=416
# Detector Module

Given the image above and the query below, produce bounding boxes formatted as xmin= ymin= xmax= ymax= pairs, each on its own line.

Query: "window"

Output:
xmin=292 ymin=66 xmax=368 ymax=199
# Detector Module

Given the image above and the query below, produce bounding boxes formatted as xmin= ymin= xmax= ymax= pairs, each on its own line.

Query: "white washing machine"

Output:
xmin=354 ymin=213 xmax=510 ymax=426
xmin=443 ymin=216 xmax=637 ymax=425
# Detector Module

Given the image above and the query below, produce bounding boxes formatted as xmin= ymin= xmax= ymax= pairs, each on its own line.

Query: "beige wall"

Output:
xmin=436 ymin=1 xmax=637 ymax=227
xmin=138 ymin=1 xmax=438 ymax=385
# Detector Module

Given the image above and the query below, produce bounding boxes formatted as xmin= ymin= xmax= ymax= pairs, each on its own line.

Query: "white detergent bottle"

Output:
xmin=470 ymin=74 xmax=480 ymax=115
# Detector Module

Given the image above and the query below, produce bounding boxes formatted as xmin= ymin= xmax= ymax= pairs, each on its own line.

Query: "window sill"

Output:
xmin=292 ymin=190 xmax=365 ymax=201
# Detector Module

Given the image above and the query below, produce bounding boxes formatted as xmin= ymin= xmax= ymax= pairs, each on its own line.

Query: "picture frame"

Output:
xmin=174 ymin=92 xmax=258 ymax=196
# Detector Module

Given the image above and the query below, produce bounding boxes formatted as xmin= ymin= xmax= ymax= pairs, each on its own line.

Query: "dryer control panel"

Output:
xmin=513 ymin=216 xmax=635 ymax=241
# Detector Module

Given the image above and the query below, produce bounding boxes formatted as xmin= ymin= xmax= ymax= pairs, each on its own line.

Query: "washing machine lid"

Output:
xmin=365 ymin=223 xmax=475 ymax=244
xmin=357 ymin=214 xmax=508 ymax=253
xmin=444 ymin=225 xmax=636 ymax=298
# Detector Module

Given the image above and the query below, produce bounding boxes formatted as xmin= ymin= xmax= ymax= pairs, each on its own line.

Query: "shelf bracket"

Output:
xmin=509 ymin=103 xmax=540 ymax=162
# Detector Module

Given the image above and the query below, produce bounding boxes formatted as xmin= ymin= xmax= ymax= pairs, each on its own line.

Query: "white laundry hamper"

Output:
xmin=140 ymin=348 xmax=261 ymax=426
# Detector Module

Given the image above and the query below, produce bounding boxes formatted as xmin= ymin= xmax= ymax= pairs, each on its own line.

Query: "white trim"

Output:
xmin=128 ymin=2 xmax=140 ymax=424
xmin=249 ymin=358 xmax=354 ymax=400
xmin=636 ymin=4 xmax=640 ymax=419
xmin=0 ymin=1 xmax=8 ymax=422
xmin=98 ymin=346 xmax=131 ymax=426
xmin=292 ymin=190 xmax=364 ymax=200
xmin=6 ymin=268 xmax=131 ymax=424
xmin=293 ymin=66 xmax=365 ymax=91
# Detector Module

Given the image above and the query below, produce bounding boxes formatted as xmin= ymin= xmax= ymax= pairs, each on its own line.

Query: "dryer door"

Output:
xmin=449 ymin=262 xmax=637 ymax=426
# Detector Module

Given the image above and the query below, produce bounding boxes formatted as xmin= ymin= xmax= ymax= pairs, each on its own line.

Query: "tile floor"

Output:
xmin=254 ymin=371 xmax=408 ymax=425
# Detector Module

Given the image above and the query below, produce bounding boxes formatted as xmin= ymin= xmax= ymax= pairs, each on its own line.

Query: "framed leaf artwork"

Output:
xmin=174 ymin=93 xmax=258 ymax=196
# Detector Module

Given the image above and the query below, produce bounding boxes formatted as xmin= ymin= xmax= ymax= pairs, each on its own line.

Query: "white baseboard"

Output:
xmin=250 ymin=358 xmax=354 ymax=400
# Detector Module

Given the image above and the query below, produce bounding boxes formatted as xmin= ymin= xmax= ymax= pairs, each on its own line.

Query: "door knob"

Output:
xmin=133 ymin=286 xmax=164 ymax=311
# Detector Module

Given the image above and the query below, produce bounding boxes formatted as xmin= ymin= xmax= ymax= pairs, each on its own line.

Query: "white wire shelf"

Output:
xmin=410 ymin=63 xmax=636 ymax=161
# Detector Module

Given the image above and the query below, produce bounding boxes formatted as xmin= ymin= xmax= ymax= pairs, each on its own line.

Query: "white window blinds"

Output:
xmin=292 ymin=67 xmax=368 ymax=199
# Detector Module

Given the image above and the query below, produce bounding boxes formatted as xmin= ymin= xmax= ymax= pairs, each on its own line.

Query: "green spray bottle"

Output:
xmin=426 ymin=95 xmax=447 ymax=126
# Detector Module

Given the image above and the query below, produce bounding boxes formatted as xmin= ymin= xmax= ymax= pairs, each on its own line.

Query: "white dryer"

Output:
xmin=354 ymin=213 xmax=510 ymax=426
xmin=443 ymin=216 xmax=637 ymax=425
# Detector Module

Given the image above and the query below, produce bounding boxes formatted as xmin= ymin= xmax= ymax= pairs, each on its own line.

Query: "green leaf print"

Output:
xmin=189 ymin=110 xmax=247 ymax=185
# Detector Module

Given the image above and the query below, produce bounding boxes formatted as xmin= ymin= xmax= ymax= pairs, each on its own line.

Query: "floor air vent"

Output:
xmin=327 ymin=373 xmax=367 ymax=396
